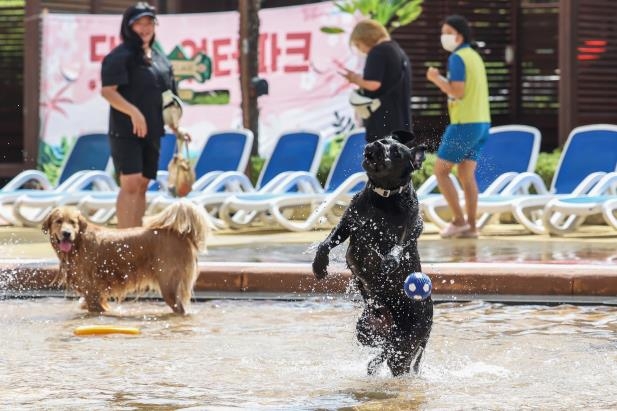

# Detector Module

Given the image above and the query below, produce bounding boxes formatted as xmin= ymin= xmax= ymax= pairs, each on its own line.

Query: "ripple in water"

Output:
xmin=0 ymin=298 xmax=616 ymax=409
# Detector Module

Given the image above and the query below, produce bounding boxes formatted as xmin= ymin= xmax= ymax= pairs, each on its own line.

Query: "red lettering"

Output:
xmin=270 ymin=33 xmax=282 ymax=72
xmin=90 ymin=35 xmax=108 ymax=62
xmin=90 ymin=35 xmax=118 ymax=62
xmin=258 ymin=33 xmax=268 ymax=73
xmin=284 ymin=32 xmax=311 ymax=73
xmin=231 ymin=38 xmax=239 ymax=62
xmin=212 ymin=38 xmax=232 ymax=76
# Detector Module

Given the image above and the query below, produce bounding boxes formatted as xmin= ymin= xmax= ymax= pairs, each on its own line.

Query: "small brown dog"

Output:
xmin=42 ymin=200 xmax=209 ymax=314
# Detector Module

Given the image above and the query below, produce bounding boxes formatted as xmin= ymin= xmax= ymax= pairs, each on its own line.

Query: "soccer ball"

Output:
xmin=403 ymin=272 xmax=432 ymax=300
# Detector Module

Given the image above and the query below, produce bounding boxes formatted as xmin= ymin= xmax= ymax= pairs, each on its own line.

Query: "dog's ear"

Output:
xmin=410 ymin=144 xmax=427 ymax=171
xmin=78 ymin=214 xmax=89 ymax=233
xmin=390 ymin=129 xmax=417 ymax=148
xmin=42 ymin=209 xmax=55 ymax=234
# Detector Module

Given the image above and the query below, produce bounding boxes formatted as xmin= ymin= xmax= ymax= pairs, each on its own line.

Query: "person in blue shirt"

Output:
xmin=427 ymin=15 xmax=491 ymax=238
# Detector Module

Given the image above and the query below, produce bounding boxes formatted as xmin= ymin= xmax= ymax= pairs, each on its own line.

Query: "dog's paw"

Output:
xmin=312 ymin=252 xmax=330 ymax=280
xmin=312 ymin=262 xmax=329 ymax=280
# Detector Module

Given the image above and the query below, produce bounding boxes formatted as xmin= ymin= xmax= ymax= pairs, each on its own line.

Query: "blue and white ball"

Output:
xmin=403 ymin=272 xmax=432 ymax=300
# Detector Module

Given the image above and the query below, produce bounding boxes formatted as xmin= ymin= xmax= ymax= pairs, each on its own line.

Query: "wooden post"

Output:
xmin=239 ymin=0 xmax=260 ymax=159
xmin=558 ymin=0 xmax=578 ymax=147
xmin=23 ymin=0 xmax=42 ymax=170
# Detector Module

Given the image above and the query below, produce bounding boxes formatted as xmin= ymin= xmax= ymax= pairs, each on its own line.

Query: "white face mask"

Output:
xmin=441 ymin=34 xmax=458 ymax=52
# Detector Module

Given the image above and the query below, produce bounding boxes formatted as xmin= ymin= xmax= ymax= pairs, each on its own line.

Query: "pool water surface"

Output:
xmin=1 ymin=298 xmax=616 ymax=409
xmin=204 ymin=238 xmax=617 ymax=265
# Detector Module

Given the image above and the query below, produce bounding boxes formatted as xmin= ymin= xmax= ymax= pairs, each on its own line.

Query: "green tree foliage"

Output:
xmin=323 ymin=0 xmax=423 ymax=33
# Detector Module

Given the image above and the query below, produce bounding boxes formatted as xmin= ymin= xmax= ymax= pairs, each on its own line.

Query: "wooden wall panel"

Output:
xmin=519 ymin=1 xmax=559 ymax=150
xmin=0 ymin=0 xmax=25 ymax=169
xmin=575 ymin=0 xmax=617 ymax=123
xmin=12 ymin=0 xmax=617 ymax=182
xmin=393 ymin=0 xmax=516 ymax=150
xmin=40 ymin=0 xmax=163 ymax=13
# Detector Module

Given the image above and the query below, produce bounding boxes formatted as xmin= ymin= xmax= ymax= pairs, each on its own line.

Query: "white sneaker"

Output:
xmin=439 ymin=223 xmax=471 ymax=238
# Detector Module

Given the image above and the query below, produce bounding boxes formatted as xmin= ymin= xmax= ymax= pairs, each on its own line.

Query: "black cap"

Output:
xmin=127 ymin=2 xmax=156 ymax=26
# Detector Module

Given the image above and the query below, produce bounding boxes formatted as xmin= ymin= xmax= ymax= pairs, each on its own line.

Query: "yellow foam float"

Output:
xmin=73 ymin=325 xmax=141 ymax=336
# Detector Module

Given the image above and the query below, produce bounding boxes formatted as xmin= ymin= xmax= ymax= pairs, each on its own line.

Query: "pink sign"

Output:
xmin=39 ymin=3 xmax=361 ymax=164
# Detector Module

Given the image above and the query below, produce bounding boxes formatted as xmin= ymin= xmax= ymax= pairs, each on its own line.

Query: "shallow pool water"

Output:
xmin=1 ymin=298 xmax=616 ymax=409
xmin=2 ymin=227 xmax=616 ymax=266
xmin=205 ymin=238 xmax=617 ymax=265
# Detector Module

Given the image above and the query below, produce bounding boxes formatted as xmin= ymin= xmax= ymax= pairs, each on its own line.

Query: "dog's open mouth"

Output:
xmin=56 ymin=238 xmax=73 ymax=253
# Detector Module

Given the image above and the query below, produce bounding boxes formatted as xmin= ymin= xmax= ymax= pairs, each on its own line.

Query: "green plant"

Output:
xmin=317 ymin=134 xmax=347 ymax=186
xmin=534 ymin=148 xmax=561 ymax=189
xmin=411 ymin=152 xmax=436 ymax=189
xmin=249 ymin=156 xmax=266 ymax=186
xmin=322 ymin=0 xmax=423 ymax=33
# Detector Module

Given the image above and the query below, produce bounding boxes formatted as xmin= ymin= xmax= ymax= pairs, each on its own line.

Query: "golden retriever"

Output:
xmin=42 ymin=200 xmax=209 ymax=314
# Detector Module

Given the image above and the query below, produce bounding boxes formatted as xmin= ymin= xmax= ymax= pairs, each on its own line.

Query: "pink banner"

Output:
xmin=39 ymin=3 xmax=361 ymax=163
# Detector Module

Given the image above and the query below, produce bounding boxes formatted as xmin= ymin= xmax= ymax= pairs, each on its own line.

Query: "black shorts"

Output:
xmin=109 ymin=133 xmax=160 ymax=180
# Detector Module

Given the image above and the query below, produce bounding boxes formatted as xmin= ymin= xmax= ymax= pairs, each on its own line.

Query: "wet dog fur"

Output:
xmin=42 ymin=201 xmax=209 ymax=314
xmin=312 ymin=130 xmax=433 ymax=376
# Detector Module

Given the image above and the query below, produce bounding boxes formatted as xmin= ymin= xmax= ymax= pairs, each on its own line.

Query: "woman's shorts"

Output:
xmin=437 ymin=123 xmax=490 ymax=163
xmin=109 ymin=133 xmax=160 ymax=180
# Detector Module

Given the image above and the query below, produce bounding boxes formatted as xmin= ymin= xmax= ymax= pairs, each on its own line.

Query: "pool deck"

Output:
xmin=1 ymin=222 xmax=617 ymax=303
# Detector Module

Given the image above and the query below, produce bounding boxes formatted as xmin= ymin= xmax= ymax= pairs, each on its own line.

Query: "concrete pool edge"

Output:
xmin=1 ymin=260 xmax=617 ymax=297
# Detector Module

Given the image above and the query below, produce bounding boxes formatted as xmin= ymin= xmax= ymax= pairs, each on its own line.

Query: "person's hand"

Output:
xmin=130 ymin=109 xmax=147 ymax=138
xmin=426 ymin=67 xmax=441 ymax=83
xmin=174 ymin=126 xmax=192 ymax=142
xmin=341 ymin=69 xmax=362 ymax=85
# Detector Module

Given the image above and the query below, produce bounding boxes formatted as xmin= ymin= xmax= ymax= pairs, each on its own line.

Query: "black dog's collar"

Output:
xmin=367 ymin=181 xmax=408 ymax=198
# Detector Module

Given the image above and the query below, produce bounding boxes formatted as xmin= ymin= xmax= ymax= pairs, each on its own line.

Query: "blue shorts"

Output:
xmin=437 ymin=123 xmax=490 ymax=163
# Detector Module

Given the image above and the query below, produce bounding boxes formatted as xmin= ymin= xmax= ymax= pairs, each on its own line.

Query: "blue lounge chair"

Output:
xmin=476 ymin=124 xmax=617 ymax=234
xmin=173 ymin=129 xmax=324 ymax=228
xmin=158 ymin=132 xmax=178 ymax=172
xmin=217 ymin=129 xmax=366 ymax=230
xmin=145 ymin=132 xmax=179 ymax=191
xmin=13 ymin=133 xmax=181 ymax=226
xmin=421 ymin=125 xmax=542 ymax=228
xmin=601 ymin=193 xmax=617 ymax=231
xmin=193 ymin=129 xmax=254 ymax=183
xmin=3 ymin=133 xmax=115 ymax=226
xmin=77 ymin=129 xmax=255 ymax=224
xmin=153 ymin=129 xmax=254 ymax=193
xmin=538 ymin=172 xmax=617 ymax=235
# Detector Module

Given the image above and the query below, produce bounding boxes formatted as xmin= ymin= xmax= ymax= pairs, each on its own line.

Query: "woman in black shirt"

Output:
xmin=343 ymin=19 xmax=412 ymax=142
xmin=101 ymin=2 xmax=178 ymax=228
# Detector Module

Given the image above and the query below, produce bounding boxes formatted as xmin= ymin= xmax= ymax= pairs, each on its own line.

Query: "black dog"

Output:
xmin=312 ymin=130 xmax=433 ymax=376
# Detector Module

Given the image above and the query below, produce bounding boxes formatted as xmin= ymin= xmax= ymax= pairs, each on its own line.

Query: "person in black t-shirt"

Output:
xmin=101 ymin=2 xmax=181 ymax=228
xmin=342 ymin=19 xmax=412 ymax=143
